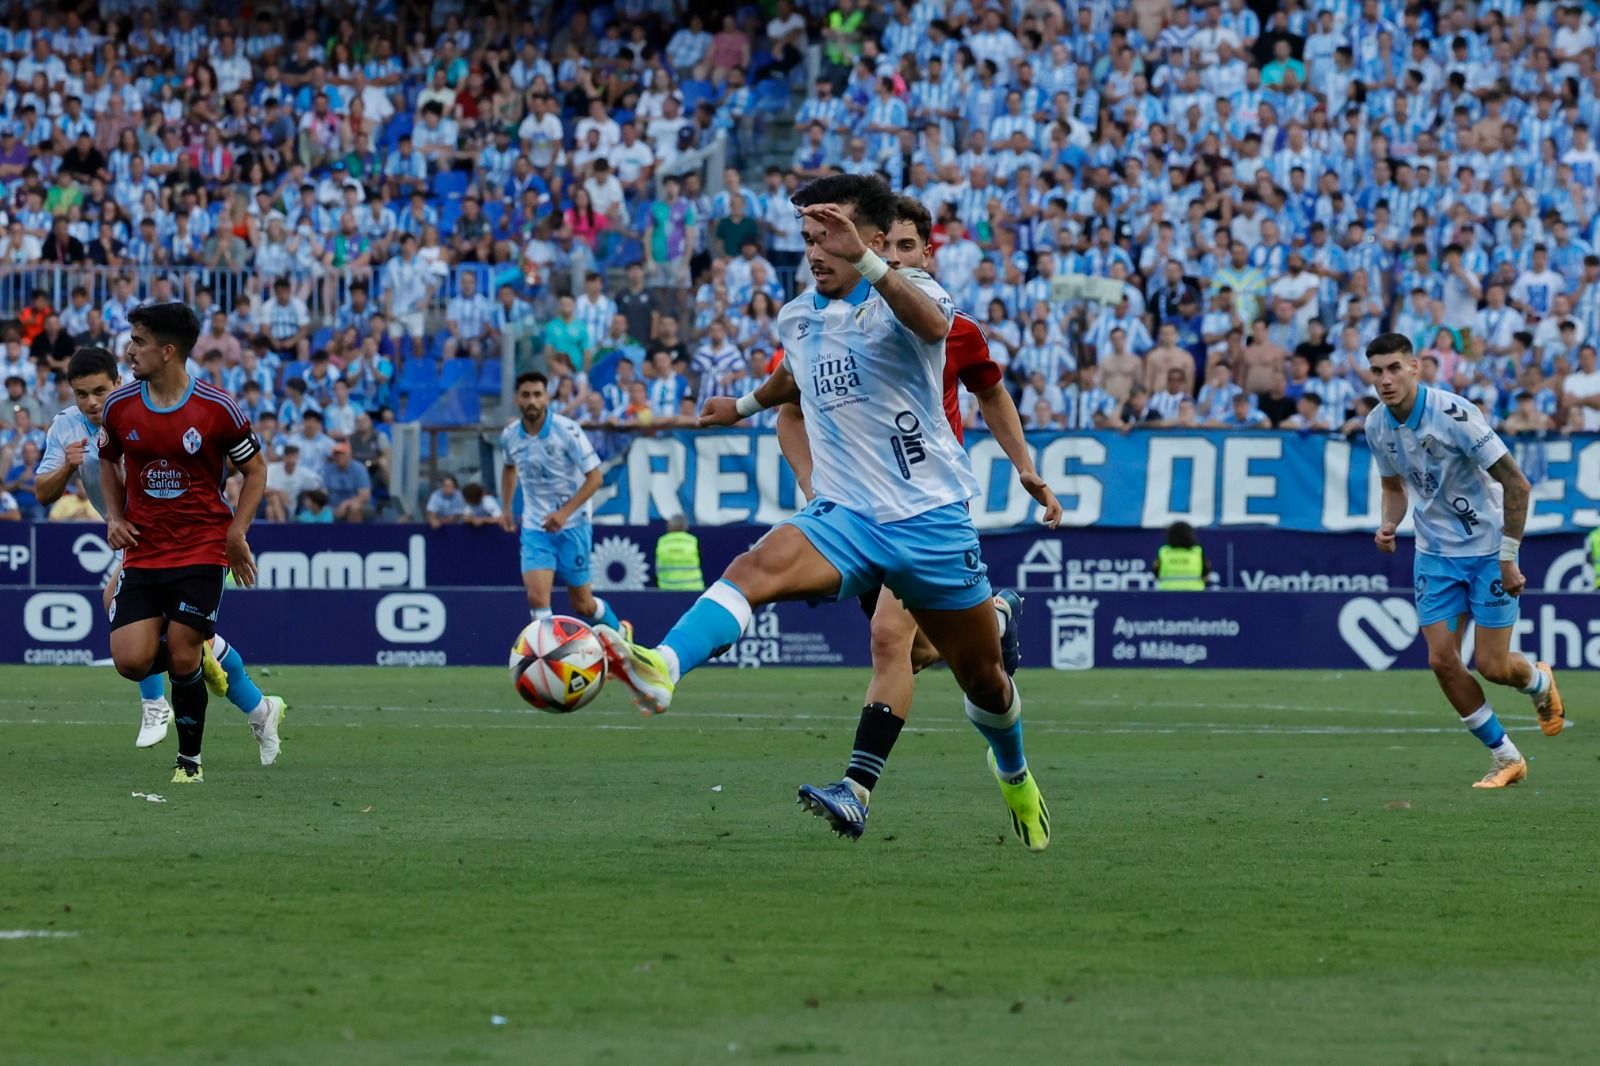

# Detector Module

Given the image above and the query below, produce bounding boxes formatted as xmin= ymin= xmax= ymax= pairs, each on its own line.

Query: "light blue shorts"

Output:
xmin=779 ymin=499 xmax=992 ymax=612
xmin=1414 ymin=551 xmax=1518 ymax=629
xmin=520 ymin=523 xmax=593 ymax=586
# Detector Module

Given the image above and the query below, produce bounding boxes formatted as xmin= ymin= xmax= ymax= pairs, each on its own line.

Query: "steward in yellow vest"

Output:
xmin=656 ymin=516 xmax=704 ymax=591
xmin=1154 ymin=522 xmax=1207 ymax=590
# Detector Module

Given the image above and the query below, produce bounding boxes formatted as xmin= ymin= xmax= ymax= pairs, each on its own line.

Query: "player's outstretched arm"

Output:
xmin=228 ymin=451 xmax=268 ymax=588
xmin=699 ymin=364 xmax=801 ymax=427
xmin=975 ymin=382 xmax=1062 ymax=528
xmin=798 ymin=204 xmax=949 ymax=344
xmin=1488 ymin=452 xmax=1532 ymax=596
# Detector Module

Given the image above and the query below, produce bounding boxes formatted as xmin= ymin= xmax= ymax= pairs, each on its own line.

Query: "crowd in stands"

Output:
xmin=6 ymin=1 xmax=1600 ymax=522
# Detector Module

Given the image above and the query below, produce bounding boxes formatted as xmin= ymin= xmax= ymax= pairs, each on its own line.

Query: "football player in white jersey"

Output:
xmin=1364 ymin=332 xmax=1564 ymax=789
xmin=34 ymin=347 xmax=286 ymax=761
xmin=497 ymin=370 xmax=624 ymax=634
xmin=596 ymin=174 xmax=1049 ymax=850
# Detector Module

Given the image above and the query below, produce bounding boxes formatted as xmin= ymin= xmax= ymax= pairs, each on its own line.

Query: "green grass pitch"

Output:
xmin=2 ymin=664 xmax=1597 ymax=1065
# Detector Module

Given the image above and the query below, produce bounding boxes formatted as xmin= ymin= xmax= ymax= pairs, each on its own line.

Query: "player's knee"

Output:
xmin=868 ymin=621 xmax=914 ymax=666
xmin=959 ymin=662 xmax=1011 ymax=710
xmin=112 ymin=657 xmax=149 ymax=682
xmin=1427 ymin=646 xmax=1464 ymax=676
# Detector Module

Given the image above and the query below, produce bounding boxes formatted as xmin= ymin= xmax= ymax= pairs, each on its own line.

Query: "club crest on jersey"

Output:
xmin=182 ymin=427 xmax=202 ymax=454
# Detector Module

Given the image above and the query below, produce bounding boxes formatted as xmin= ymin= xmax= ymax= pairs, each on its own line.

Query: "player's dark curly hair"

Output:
xmin=128 ymin=302 xmax=201 ymax=358
xmin=790 ymin=174 xmax=897 ymax=233
xmin=894 ymin=196 xmax=933 ymax=245
xmin=66 ymin=346 xmax=117 ymax=382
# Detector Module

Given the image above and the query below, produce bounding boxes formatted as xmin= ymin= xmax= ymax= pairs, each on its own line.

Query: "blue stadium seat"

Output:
xmin=431 ymin=170 xmax=470 ymax=200
xmin=402 ymin=388 xmax=439 ymax=422
xmin=397 ymin=335 xmax=416 ymax=364
xmin=433 ymin=388 xmax=481 ymax=426
xmin=756 ymin=78 xmax=790 ymax=114
xmin=310 ymin=327 xmax=333 ymax=353
xmin=482 ymin=200 xmax=505 ymax=236
xmin=437 ymin=200 xmax=462 ymax=236
xmin=381 ymin=112 xmax=414 ymax=149
xmin=425 ymin=333 xmax=445 ymax=361
xmin=397 ymin=358 xmax=438 ymax=395
xmin=278 ymin=360 xmax=309 ymax=391
xmin=439 ymin=359 xmax=475 ymax=389
xmin=476 ymin=359 xmax=501 ymax=396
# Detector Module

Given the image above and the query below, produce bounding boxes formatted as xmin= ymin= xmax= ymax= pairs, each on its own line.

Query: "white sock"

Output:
xmin=1497 ymin=736 xmax=1524 ymax=763
xmin=659 ymin=645 xmax=681 ymax=683
xmin=179 ymin=753 xmax=202 ymax=765
xmin=1517 ymin=655 xmax=1548 ymax=695
xmin=531 ymin=607 xmax=553 ymax=621
xmin=210 ymin=633 xmax=230 ymax=660
xmin=246 ymin=699 xmax=273 ymax=724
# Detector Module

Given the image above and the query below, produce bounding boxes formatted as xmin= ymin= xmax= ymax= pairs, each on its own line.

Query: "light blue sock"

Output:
xmin=212 ymin=635 xmax=264 ymax=716
xmin=965 ymin=682 xmax=1027 ymax=778
xmin=137 ymin=674 xmax=165 ymax=701
xmin=587 ymin=596 xmax=621 ymax=631
xmin=1462 ymin=703 xmax=1515 ymax=755
xmin=1517 ymin=655 xmax=1549 ymax=696
xmin=660 ymin=579 xmax=752 ymax=680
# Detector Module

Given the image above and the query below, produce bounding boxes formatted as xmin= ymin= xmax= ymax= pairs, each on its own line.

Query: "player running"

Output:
xmin=704 ymin=195 xmax=1063 ymax=842
xmin=596 ymin=174 xmax=1051 ymax=851
xmin=1364 ymin=332 xmax=1564 ymax=788
xmin=35 ymin=347 xmax=286 ymax=756
xmin=498 ymin=371 xmax=626 ymax=634
xmin=98 ymin=304 xmax=278 ymax=784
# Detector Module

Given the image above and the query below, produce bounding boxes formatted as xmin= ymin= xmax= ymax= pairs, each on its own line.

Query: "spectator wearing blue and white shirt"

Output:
xmin=381 ymin=234 xmax=435 ymax=346
xmin=445 ymin=271 xmax=496 ymax=360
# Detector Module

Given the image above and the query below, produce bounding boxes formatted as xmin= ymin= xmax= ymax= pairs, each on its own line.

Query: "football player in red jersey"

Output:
xmin=98 ymin=303 xmax=271 ymax=784
xmin=701 ymin=196 xmax=1062 ymax=839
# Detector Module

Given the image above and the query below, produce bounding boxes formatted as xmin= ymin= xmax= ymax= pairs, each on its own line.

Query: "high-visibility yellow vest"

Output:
xmin=1589 ymin=528 xmax=1600 ymax=589
xmin=655 ymin=530 xmax=705 ymax=591
xmin=1157 ymin=545 xmax=1205 ymax=590
xmin=826 ymin=9 xmax=864 ymax=64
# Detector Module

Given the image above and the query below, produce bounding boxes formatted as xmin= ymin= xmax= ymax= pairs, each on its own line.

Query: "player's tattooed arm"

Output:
xmin=1488 ymin=453 xmax=1532 ymax=596
xmin=1487 ymin=453 xmax=1532 ymax=540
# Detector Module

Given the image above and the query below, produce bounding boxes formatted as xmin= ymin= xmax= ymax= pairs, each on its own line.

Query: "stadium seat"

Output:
xmin=476 ymin=359 xmax=502 ymax=396
xmin=432 ymin=388 xmax=481 ymax=426
xmin=397 ymin=335 xmax=416 ymax=364
xmin=756 ymin=78 xmax=790 ymax=115
xmin=402 ymin=388 xmax=439 ymax=422
xmin=425 ymin=333 xmax=445 ymax=361
xmin=438 ymin=359 xmax=475 ymax=390
xmin=431 ymin=170 xmax=470 ymax=200
xmin=482 ymin=200 xmax=505 ymax=236
xmin=310 ymin=327 xmax=333 ymax=353
xmin=437 ymin=200 xmax=463 ymax=235
xmin=278 ymin=360 xmax=309 ymax=391
xmin=381 ymin=112 xmax=414 ymax=149
xmin=397 ymin=358 xmax=438 ymax=395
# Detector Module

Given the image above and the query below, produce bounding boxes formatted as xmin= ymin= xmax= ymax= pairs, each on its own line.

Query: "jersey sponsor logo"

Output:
xmin=1449 ymin=495 xmax=1481 ymax=536
xmin=182 ymin=427 xmax=202 ymax=454
xmin=889 ymin=410 xmax=927 ymax=479
xmin=812 ymin=352 xmax=863 ymax=399
xmin=1472 ymin=431 xmax=1495 ymax=451
xmin=177 ymin=600 xmax=220 ymax=622
xmin=140 ymin=459 xmax=190 ymax=500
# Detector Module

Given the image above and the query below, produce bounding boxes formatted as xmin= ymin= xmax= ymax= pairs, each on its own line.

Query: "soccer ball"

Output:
xmin=509 ymin=616 xmax=607 ymax=712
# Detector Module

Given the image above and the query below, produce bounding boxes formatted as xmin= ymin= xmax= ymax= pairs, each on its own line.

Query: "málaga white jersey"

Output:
xmin=1365 ymin=385 xmax=1508 ymax=557
xmin=36 ymin=406 xmax=104 ymax=515
xmin=499 ymin=413 xmax=601 ymax=531
xmin=776 ymin=271 xmax=978 ymax=523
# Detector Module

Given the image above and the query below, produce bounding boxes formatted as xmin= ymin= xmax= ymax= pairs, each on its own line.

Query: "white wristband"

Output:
xmin=735 ymin=393 xmax=765 ymax=418
xmin=852 ymin=249 xmax=890 ymax=284
xmin=1499 ymin=535 xmax=1520 ymax=562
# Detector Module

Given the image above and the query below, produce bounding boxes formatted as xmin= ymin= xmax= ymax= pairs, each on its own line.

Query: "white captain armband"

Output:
xmin=227 ymin=433 xmax=262 ymax=466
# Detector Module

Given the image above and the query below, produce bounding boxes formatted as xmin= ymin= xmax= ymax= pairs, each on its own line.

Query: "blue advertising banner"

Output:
xmin=581 ymin=429 xmax=1600 ymax=534
xmin=7 ymin=587 xmax=1600 ymax=673
xmin=12 ymin=522 xmax=1596 ymax=596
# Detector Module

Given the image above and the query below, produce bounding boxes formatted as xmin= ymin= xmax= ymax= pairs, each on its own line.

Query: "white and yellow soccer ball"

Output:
xmin=509 ymin=615 xmax=607 ymax=712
